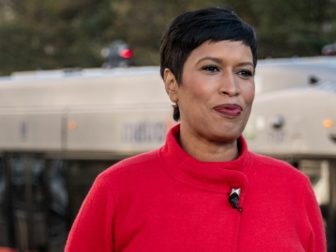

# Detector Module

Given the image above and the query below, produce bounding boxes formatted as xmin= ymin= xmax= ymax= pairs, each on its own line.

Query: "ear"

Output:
xmin=163 ymin=68 xmax=179 ymax=103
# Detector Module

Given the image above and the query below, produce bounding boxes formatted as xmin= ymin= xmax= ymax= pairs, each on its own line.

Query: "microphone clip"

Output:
xmin=229 ymin=188 xmax=243 ymax=212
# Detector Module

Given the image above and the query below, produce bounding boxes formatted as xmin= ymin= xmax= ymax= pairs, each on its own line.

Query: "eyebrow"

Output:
xmin=196 ymin=56 xmax=254 ymax=68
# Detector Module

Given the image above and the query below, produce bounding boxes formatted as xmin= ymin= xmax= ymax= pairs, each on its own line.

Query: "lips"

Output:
xmin=213 ymin=104 xmax=242 ymax=117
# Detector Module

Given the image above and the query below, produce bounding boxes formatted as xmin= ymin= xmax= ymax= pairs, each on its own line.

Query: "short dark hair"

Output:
xmin=160 ymin=7 xmax=257 ymax=121
xmin=160 ymin=7 xmax=257 ymax=83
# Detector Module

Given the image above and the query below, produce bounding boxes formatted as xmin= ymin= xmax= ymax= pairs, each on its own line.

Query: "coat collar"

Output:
xmin=159 ymin=124 xmax=251 ymax=200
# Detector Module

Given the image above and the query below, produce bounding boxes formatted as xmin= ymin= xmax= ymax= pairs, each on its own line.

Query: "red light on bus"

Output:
xmin=119 ymin=49 xmax=133 ymax=59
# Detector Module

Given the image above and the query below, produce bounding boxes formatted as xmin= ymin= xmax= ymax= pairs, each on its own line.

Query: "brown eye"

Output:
xmin=201 ymin=65 xmax=220 ymax=73
xmin=238 ymin=70 xmax=253 ymax=78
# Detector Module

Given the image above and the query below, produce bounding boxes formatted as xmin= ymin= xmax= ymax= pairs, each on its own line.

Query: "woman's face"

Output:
xmin=165 ymin=40 xmax=255 ymax=143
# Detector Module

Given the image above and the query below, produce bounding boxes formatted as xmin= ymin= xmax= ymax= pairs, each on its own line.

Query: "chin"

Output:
xmin=214 ymin=123 xmax=243 ymax=139
xmin=204 ymin=129 xmax=241 ymax=143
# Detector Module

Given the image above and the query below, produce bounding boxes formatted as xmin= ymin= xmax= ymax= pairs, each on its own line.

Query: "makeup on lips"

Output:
xmin=213 ymin=104 xmax=242 ymax=117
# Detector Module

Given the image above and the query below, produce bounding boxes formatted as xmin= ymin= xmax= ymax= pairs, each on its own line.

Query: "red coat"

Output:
xmin=66 ymin=125 xmax=326 ymax=252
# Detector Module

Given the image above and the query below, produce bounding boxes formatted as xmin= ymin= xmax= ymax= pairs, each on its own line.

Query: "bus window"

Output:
xmin=0 ymin=156 xmax=15 ymax=250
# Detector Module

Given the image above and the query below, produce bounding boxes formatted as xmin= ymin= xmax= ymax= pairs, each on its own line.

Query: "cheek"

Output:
xmin=242 ymin=84 xmax=255 ymax=105
xmin=190 ymin=86 xmax=212 ymax=101
xmin=180 ymin=78 xmax=212 ymax=103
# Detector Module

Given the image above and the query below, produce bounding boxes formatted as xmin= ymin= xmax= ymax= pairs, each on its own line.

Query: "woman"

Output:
xmin=65 ymin=7 xmax=326 ymax=252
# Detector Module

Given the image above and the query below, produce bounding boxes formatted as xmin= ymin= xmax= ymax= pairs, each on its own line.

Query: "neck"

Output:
xmin=179 ymin=125 xmax=239 ymax=162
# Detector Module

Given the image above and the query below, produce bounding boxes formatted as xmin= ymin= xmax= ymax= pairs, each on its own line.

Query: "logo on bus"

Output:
xmin=122 ymin=122 xmax=166 ymax=143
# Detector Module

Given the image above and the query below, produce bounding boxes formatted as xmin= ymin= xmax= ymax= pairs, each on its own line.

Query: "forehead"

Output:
xmin=186 ymin=40 xmax=253 ymax=64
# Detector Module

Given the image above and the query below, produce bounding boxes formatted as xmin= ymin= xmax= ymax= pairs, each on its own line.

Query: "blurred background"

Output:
xmin=0 ymin=0 xmax=336 ymax=252
xmin=1 ymin=0 xmax=336 ymax=75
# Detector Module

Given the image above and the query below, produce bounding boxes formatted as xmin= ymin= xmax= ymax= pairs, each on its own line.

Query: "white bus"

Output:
xmin=0 ymin=57 xmax=335 ymax=251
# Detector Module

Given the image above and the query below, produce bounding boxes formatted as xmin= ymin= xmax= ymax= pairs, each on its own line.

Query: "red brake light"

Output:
xmin=119 ymin=49 xmax=133 ymax=59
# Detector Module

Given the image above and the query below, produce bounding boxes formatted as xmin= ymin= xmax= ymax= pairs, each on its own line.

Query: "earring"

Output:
xmin=172 ymin=103 xmax=180 ymax=121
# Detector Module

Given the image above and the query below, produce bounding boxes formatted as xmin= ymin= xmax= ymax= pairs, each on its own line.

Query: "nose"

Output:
xmin=219 ymin=72 xmax=240 ymax=97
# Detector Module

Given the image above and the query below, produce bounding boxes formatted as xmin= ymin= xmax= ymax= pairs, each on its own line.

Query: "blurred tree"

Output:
xmin=246 ymin=0 xmax=336 ymax=58
xmin=109 ymin=0 xmax=336 ymax=62
xmin=0 ymin=0 xmax=336 ymax=74
xmin=0 ymin=0 xmax=114 ymax=74
xmin=108 ymin=0 xmax=232 ymax=65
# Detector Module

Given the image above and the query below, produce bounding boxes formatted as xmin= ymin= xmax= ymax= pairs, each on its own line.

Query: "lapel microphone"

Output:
xmin=229 ymin=188 xmax=243 ymax=212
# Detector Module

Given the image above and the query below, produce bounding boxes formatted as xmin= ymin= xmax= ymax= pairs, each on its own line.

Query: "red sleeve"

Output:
xmin=65 ymin=174 xmax=115 ymax=252
xmin=303 ymin=176 xmax=327 ymax=252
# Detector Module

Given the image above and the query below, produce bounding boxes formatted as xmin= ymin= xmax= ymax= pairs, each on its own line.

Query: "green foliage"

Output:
xmin=0 ymin=0 xmax=113 ymax=74
xmin=0 ymin=0 xmax=335 ymax=75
